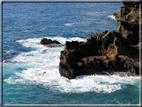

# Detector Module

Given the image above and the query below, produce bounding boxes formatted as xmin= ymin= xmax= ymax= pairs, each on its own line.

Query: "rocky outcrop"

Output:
xmin=117 ymin=2 xmax=140 ymax=45
xmin=40 ymin=38 xmax=61 ymax=45
xmin=40 ymin=38 xmax=64 ymax=47
xmin=59 ymin=1 xmax=141 ymax=79
xmin=113 ymin=11 xmax=120 ymax=20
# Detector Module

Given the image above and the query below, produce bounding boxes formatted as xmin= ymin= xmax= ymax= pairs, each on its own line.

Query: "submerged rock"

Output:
xmin=59 ymin=1 xmax=141 ymax=79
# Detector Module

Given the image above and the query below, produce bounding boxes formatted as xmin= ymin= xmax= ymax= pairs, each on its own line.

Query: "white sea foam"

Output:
xmin=16 ymin=36 xmax=85 ymax=47
xmin=4 ymin=36 xmax=140 ymax=93
xmin=40 ymin=28 xmax=45 ymax=31
xmin=23 ymin=30 xmax=29 ymax=32
xmin=86 ymin=12 xmax=95 ymax=16
xmin=108 ymin=15 xmax=116 ymax=20
xmin=64 ymin=23 xmax=74 ymax=26
xmin=64 ymin=22 xmax=83 ymax=26
xmin=5 ymin=50 xmax=11 ymax=53
xmin=64 ymin=21 xmax=91 ymax=27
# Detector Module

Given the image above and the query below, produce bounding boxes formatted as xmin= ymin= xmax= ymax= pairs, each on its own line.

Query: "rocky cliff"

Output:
xmin=59 ymin=1 xmax=141 ymax=79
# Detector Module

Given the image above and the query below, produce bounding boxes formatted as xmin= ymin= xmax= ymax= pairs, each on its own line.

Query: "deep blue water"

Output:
xmin=2 ymin=3 xmax=141 ymax=105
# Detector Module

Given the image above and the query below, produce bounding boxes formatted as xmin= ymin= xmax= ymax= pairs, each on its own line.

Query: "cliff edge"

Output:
xmin=59 ymin=1 xmax=141 ymax=79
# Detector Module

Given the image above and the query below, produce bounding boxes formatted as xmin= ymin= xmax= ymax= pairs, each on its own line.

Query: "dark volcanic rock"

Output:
xmin=40 ymin=38 xmax=61 ymax=45
xmin=59 ymin=31 xmax=140 ymax=79
xmin=117 ymin=2 xmax=140 ymax=45
xmin=113 ymin=11 xmax=120 ymax=20
xmin=59 ymin=1 xmax=141 ymax=79
xmin=40 ymin=38 xmax=65 ymax=47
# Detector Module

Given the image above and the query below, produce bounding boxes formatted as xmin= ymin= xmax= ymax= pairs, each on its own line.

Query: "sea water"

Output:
xmin=2 ymin=3 xmax=141 ymax=105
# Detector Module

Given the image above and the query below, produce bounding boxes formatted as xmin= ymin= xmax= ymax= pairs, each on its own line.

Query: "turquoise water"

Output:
xmin=2 ymin=3 xmax=141 ymax=105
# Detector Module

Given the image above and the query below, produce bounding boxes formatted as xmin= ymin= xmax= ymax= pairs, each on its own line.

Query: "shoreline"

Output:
xmin=59 ymin=1 xmax=141 ymax=79
xmin=75 ymin=71 xmax=140 ymax=78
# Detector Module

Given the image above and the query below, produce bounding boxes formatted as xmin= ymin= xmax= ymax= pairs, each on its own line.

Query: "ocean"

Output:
xmin=2 ymin=2 xmax=141 ymax=105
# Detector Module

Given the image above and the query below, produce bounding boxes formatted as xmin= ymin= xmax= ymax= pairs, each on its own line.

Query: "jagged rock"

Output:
xmin=40 ymin=38 xmax=65 ymax=47
xmin=59 ymin=1 xmax=141 ymax=79
xmin=113 ymin=11 xmax=120 ymax=20
xmin=117 ymin=2 xmax=140 ymax=45
xmin=40 ymin=38 xmax=61 ymax=45
xmin=59 ymin=30 xmax=140 ymax=79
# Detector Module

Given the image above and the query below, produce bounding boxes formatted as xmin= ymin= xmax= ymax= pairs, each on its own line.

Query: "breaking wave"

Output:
xmin=4 ymin=36 xmax=140 ymax=93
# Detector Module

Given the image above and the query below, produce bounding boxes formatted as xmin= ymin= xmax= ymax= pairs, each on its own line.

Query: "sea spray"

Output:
xmin=3 ymin=3 xmax=140 ymax=104
xmin=4 ymin=37 xmax=140 ymax=94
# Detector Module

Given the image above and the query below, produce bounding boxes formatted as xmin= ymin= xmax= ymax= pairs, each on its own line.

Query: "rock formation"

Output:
xmin=40 ymin=38 xmax=64 ymax=47
xmin=40 ymin=38 xmax=61 ymax=45
xmin=117 ymin=2 xmax=140 ymax=45
xmin=113 ymin=11 xmax=120 ymax=20
xmin=59 ymin=1 xmax=141 ymax=79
